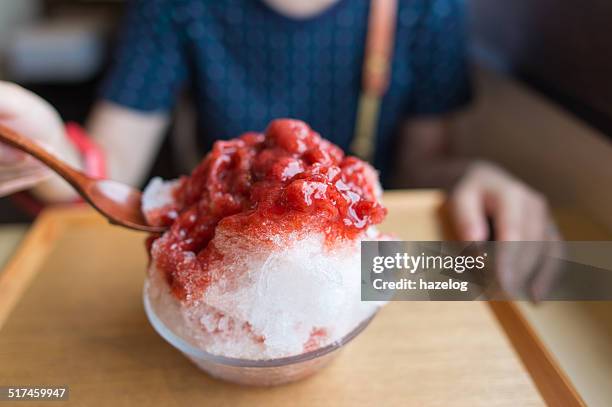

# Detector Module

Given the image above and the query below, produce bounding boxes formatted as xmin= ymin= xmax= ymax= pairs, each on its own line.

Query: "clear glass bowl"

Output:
xmin=143 ymin=287 xmax=377 ymax=386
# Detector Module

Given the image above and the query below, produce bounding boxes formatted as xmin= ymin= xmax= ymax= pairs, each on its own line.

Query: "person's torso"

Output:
xmin=181 ymin=1 xmax=417 ymax=168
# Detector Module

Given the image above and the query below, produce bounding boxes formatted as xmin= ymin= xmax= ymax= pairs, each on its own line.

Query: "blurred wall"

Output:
xmin=465 ymin=0 xmax=612 ymax=232
xmin=0 ymin=0 xmax=40 ymax=78
xmin=453 ymin=68 xmax=612 ymax=233
xmin=469 ymin=0 xmax=612 ymax=130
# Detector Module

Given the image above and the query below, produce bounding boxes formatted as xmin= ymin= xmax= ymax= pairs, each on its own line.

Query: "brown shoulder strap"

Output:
xmin=351 ymin=0 xmax=398 ymax=161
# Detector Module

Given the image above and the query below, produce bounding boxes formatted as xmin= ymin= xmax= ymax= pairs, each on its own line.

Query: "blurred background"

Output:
xmin=1 ymin=0 xmax=611 ymax=226
xmin=0 ymin=1 xmax=611 ymax=404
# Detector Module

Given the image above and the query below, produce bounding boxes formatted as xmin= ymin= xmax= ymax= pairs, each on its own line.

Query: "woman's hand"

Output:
xmin=450 ymin=161 xmax=561 ymax=300
xmin=397 ymin=117 xmax=561 ymax=299
xmin=450 ymin=161 xmax=555 ymax=241
xmin=0 ymin=81 xmax=80 ymax=200
xmin=0 ymin=80 xmax=173 ymax=203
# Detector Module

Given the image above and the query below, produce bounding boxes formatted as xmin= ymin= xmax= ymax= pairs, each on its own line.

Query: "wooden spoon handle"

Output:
xmin=0 ymin=123 xmax=91 ymax=192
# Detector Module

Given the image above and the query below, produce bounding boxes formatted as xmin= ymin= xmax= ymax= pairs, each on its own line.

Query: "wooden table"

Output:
xmin=0 ymin=191 xmax=549 ymax=406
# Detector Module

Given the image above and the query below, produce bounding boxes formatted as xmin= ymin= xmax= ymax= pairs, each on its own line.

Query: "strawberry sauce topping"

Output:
xmin=149 ymin=119 xmax=387 ymax=300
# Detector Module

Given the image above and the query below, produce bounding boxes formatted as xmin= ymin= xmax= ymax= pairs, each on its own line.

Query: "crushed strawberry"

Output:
xmin=150 ymin=119 xmax=387 ymax=300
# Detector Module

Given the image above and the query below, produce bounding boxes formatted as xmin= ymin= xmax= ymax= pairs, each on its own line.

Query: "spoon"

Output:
xmin=0 ymin=124 xmax=166 ymax=233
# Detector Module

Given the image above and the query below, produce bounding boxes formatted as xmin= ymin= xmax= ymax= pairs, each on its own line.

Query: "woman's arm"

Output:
xmin=87 ymin=101 xmax=169 ymax=186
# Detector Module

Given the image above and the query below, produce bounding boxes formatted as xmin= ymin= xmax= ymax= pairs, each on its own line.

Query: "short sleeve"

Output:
xmin=100 ymin=0 xmax=188 ymax=112
xmin=405 ymin=0 xmax=473 ymax=116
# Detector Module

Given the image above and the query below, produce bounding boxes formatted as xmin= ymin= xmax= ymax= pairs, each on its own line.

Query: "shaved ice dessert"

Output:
xmin=142 ymin=119 xmax=388 ymax=380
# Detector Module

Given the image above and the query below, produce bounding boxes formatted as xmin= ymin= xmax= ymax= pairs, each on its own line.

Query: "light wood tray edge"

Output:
xmin=0 ymin=205 xmax=106 ymax=329
xmin=489 ymin=302 xmax=586 ymax=407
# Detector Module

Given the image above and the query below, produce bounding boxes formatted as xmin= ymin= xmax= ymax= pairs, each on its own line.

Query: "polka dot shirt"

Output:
xmin=100 ymin=0 xmax=472 ymax=182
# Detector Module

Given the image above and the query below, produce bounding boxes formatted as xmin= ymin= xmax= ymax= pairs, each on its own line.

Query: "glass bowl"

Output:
xmin=143 ymin=286 xmax=377 ymax=386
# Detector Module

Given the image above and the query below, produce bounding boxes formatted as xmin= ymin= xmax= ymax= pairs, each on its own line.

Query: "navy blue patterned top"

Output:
xmin=101 ymin=0 xmax=471 ymax=181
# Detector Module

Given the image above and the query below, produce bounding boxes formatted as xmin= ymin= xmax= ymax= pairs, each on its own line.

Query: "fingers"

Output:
xmin=450 ymin=181 xmax=489 ymax=241
xmin=452 ymin=163 xmax=554 ymax=242
xmin=0 ymin=81 xmax=65 ymax=145
xmin=494 ymin=240 xmax=541 ymax=296
xmin=0 ymin=161 xmax=51 ymax=197
xmin=452 ymin=162 xmax=564 ymax=300
xmin=0 ymin=81 xmax=36 ymax=119
xmin=523 ymin=191 xmax=549 ymax=241
xmin=486 ymin=182 xmax=552 ymax=295
xmin=0 ymin=143 xmax=26 ymax=165
xmin=0 ymin=81 xmax=45 ymax=116
xmin=529 ymin=223 xmax=564 ymax=301
xmin=488 ymin=183 xmax=524 ymax=241
xmin=0 ymin=82 xmax=66 ymax=195
xmin=0 ymin=83 xmax=31 ymax=165
xmin=487 ymin=182 xmax=549 ymax=241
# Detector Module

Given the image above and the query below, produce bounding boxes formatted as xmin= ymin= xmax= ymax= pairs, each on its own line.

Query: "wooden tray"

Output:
xmin=0 ymin=190 xmax=576 ymax=406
